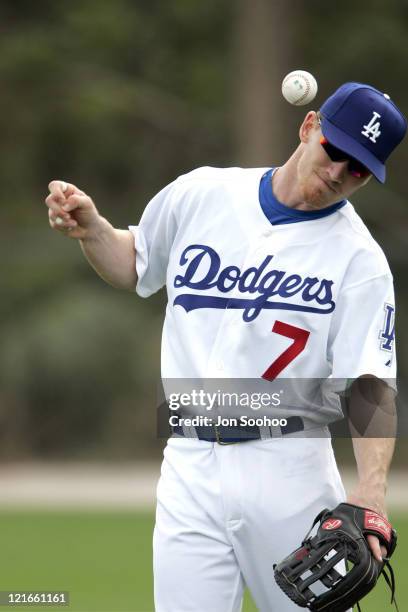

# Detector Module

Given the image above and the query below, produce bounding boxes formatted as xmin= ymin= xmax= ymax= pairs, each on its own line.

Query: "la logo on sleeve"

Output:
xmin=379 ymin=303 xmax=395 ymax=352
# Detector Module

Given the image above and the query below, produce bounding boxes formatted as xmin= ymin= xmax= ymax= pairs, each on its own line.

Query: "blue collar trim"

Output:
xmin=259 ymin=168 xmax=346 ymax=225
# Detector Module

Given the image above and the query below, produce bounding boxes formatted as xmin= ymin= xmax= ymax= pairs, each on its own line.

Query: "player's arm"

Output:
xmin=45 ymin=180 xmax=137 ymax=291
xmin=346 ymin=375 xmax=397 ymax=561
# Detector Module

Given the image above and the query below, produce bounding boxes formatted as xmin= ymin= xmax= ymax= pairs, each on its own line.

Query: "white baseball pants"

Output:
xmin=153 ymin=433 xmax=346 ymax=611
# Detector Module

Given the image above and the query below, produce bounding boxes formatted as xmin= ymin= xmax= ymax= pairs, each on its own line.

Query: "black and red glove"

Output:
xmin=274 ymin=502 xmax=398 ymax=612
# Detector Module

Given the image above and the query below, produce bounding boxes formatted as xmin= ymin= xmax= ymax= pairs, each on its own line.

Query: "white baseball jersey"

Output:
xmin=132 ymin=166 xmax=389 ymax=612
xmin=129 ymin=166 xmax=396 ymax=406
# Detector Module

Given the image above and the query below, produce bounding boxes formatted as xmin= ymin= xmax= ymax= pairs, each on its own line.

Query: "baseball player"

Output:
xmin=45 ymin=82 xmax=406 ymax=611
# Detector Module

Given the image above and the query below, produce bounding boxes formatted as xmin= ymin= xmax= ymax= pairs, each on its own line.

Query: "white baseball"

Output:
xmin=281 ymin=70 xmax=318 ymax=106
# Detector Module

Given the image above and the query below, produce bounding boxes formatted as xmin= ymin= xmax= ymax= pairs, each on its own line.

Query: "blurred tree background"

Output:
xmin=1 ymin=0 xmax=407 ymax=461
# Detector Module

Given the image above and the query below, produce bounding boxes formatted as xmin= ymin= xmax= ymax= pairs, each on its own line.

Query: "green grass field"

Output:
xmin=0 ymin=510 xmax=406 ymax=611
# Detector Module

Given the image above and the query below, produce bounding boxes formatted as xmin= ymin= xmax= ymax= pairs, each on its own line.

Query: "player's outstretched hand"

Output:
xmin=45 ymin=180 xmax=102 ymax=240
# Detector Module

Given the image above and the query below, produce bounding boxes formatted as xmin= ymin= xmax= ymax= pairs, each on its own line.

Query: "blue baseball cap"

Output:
xmin=319 ymin=82 xmax=407 ymax=183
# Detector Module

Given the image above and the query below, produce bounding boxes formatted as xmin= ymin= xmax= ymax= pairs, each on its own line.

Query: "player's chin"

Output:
xmin=303 ymin=186 xmax=334 ymax=210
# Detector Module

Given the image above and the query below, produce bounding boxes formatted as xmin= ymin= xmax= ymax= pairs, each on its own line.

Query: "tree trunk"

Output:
xmin=231 ymin=0 xmax=302 ymax=167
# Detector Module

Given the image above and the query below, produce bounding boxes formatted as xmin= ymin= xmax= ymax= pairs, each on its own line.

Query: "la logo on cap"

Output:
xmin=361 ymin=111 xmax=382 ymax=143
xmin=319 ymin=82 xmax=407 ymax=182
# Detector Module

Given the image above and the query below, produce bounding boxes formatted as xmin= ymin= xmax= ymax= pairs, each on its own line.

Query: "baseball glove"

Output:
xmin=274 ymin=502 xmax=398 ymax=612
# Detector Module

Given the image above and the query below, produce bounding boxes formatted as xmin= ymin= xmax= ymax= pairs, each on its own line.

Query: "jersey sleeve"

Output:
xmin=129 ymin=180 xmax=179 ymax=297
xmin=328 ymin=274 xmax=396 ymax=388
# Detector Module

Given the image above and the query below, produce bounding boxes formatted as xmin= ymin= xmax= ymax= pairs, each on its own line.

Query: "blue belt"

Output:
xmin=172 ymin=416 xmax=304 ymax=444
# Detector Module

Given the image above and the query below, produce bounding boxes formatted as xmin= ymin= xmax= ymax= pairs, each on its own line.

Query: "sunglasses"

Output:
xmin=317 ymin=116 xmax=371 ymax=179
xmin=319 ymin=137 xmax=371 ymax=179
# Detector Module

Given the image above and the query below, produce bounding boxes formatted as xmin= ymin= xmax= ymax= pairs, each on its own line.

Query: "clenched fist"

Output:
xmin=45 ymin=180 xmax=102 ymax=240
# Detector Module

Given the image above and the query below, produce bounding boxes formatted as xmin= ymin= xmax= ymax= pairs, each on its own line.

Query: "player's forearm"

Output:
xmin=80 ymin=218 xmax=137 ymax=291
xmin=346 ymin=377 xmax=397 ymax=515
xmin=351 ymin=436 xmax=395 ymax=500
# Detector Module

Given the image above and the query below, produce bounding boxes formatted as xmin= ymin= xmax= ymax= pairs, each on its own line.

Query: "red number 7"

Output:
xmin=262 ymin=320 xmax=310 ymax=381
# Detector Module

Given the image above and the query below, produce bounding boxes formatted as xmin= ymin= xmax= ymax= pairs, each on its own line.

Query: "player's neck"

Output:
xmin=272 ymin=150 xmax=328 ymax=211
xmin=271 ymin=154 xmax=320 ymax=211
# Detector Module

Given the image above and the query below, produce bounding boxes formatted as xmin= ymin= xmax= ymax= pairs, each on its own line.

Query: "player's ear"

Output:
xmin=299 ymin=111 xmax=319 ymax=143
